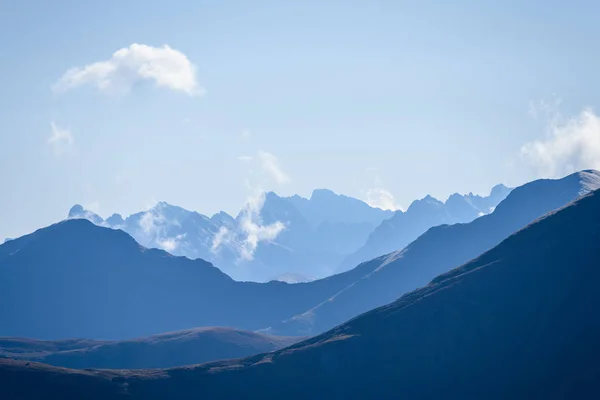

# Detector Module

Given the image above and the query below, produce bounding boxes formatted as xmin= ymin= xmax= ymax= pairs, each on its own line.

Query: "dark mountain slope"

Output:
xmin=3 ymin=185 xmax=600 ymax=399
xmin=271 ymin=170 xmax=600 ymax=335
xmin=1 ymin=328 xmax=301 ymax=369
xmin=0 ymin=219 xmax=382 ymax=339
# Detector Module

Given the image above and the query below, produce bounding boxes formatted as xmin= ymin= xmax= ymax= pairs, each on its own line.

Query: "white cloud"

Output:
xmin=139 ymin=210 xmax=164 ymax=236
xmin=231 ymin=151 xmax=289 ymax=260
xmin=157 ymin=234 xmax=186 ymax=252
xmin=52 ymin=43 xmax=203 ymax=96
xmin=211 ymin=226 xmax=230 ymax=253
xmin=48 ymin=122 xmax=74 ymax=155
xmin=257 ymin=151 xmax=290 ymax=184
xmin=137 ymin=207 xmax=186 ymax=253
xmin=237 ymin=191 xmax=285 ymax=260
xmin=365 ymin=187 xmax=402 ymax=211
xmin=521 ymin=108 xmax=600 ymax=177
xmin=361 ymin=169 xmax=403 ymax=211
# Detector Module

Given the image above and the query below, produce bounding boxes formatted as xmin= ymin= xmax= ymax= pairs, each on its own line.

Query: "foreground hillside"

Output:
xmin=0 ymin=327 xmax=301 ymax=369
xmin=2 ymin=187 xmax=600 ymax=399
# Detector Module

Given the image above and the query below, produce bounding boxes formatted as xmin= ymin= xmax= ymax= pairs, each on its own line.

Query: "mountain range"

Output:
xmin=268 ymin=170 xmax=600 ymax=335
xmin=1 ymin=171 xmax=597 ymax=340
xmin=68 ymin=185 xmax=510 ymax=282
xmin=0 ymin=328 xmax=301 ymax=369
xmin=68 ymin=189 xmax=394 ymax=282
xmin=337 ymin=183 xmax=512 ymax=272
xmin=2 ymin=176 xmax=600 ymax=399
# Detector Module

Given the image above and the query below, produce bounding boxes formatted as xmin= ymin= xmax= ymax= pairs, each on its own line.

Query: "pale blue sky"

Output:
xmin=2 ymin=0 xmax=600 ymax=241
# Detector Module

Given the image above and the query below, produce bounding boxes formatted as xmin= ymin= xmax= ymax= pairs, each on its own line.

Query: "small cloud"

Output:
xmin=361 ymin=168 xmax=403 ymax=211
xmin=233 ymin=151 xmax=289 ymax=260
xmin=52 ymin=43 xmax=204 ymax=96
xmin=257 ymin=150 xmax=290 ymax=184
xmin=48 ymin=122 xmax=74 ymax=155
xmin=365 ymin=187 xmax=402 ymax=211
xmin=139 ymin=210 xmax=164 ymax=235
xmin=520 ymin=107 xmax=600 ymax=177
xmin=237 ymin=191 xmax=286 ymax=260
xmin=157 ymin=234 xmax=186 ymax=252
xmin=211 ymin=226 xmax=230 ymax=253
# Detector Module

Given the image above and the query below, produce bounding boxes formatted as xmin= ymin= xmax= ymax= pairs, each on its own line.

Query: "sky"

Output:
xmin=2 ymin=0 xmax=600 ymax=241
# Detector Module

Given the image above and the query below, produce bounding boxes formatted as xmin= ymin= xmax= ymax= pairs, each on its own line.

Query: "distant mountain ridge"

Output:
xmin=337 ymin=183 xmax=512 ymax=272
xmin=3 ymin=181 xmax=600 ymax=399
xmin=68 ymin=189 xmax=393 ymax=282
xmin=68 ymin=185 xmax=509 ymax=281
xmin=270 ymin=170 xmax=600 ymax=335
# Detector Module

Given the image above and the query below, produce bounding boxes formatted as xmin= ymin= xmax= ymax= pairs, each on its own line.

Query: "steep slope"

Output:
xmin=3 ymin=186 xmax=600 ymax=399
xmin=0 ymin=219 xmax=382 ymax=339
xmin=272 ymin=170 xmax=599 ymax=335
xmin=1 ymin=328 xmax=301 ymax=369
xmin=338 ymin=183 xmax=512 ymax=272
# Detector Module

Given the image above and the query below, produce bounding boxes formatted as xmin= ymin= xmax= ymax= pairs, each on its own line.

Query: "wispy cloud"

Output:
xmin=361 ymin=169 xmax=403 ymax=211
xmin=52 ymin=43 xmax=203 ymax=96
xmin=528 ymin=95 xmax=562 ymax=121
xmin=230 ymin=151 xmax=290 ymax=260
xmin=257 ymin=151 xmax=290 ymax=184
xmin=365 ymin=187 xmax=402 ymax=211
xmin=237 ymin=191 xmax=285 ymax=260
xmin=211 ymin=226 xmax=230 ymax=253
xmin=157 ymin=234 xmax=186 ymax=252
xmin=238 ymin=150 xmax=291 ymax=185
xmin=48 ymin=122 xmax=74 ymax=155
xmin=521 ymin=107 xmax=600 ymax=177
xmin=137 ymin=206 xmax=187 ymax=253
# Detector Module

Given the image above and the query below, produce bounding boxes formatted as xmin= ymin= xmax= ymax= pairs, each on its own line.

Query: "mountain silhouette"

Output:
xmin=67 ymin=190 xmax=392 ymax=282
xmin=270 ymin=170 xmax=600 ymax=335
xmin=337 ymin=183 xmax=512 ymax=272
xmin=1 ymin=327 xmax=302 ymax=369
xmin=0 ymin=219 xmax=381 ymax=339
xmin=2 ymin=172 xmax=597 ymax=340
xmin=3 ymin=184 xmax=600 ymax=399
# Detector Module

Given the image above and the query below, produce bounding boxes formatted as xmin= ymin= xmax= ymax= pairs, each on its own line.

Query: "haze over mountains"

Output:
xmin=3 ymin=178 xmax=600 ymax=399
xmin=68 ymin=185 xmax=510 ymax=282
xmin=2 ymin=171 xmax=597 ymax=341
